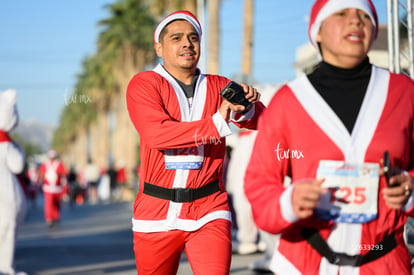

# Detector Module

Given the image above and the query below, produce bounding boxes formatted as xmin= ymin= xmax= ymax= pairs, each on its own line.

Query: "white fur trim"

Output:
xmin=288 ymin=66 xmax=389 ymax=162
xmin=319 ymin=223 xmax=361 ymax=274
xmin=270 ymin=247 xmax=302 ymax=275
xmin=43 ymin=185 xmax=63 ymax=194
xmin=132 ymin=210 xmax=232 ymax=233
xmin=230 ymin=104 xmax=256 ymax=122
xmin=213 ymin=112 xmax=232 ymax=138
xmin=279 ymin=185 xmax=298 ymax=223
xmin=154 ymin=12 xmax=202 ymax=43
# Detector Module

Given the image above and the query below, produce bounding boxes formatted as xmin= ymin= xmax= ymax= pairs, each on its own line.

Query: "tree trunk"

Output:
xmin=111 ymin=49 xmax=141 ymax=191
xmin=67 ymin=127 xmax=88 ymax=174
xmin=242 ymin=0 xmax=254 ymax=79
xmin=89 ymin=109 xmax=110 ymax=170
xmin=182 ymin=0 xmax=197 ymax=14
xmin=208 ymin=0 xmax=220 ymax=74
xmin=148 ymin=0 xmax=197 ymax=17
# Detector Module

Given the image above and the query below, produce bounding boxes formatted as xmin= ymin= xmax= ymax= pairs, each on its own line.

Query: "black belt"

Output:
xmin=143 ymin=179 xmax=220 ymax=203
xmin=300 ymin=227 xmax=397 ymax=266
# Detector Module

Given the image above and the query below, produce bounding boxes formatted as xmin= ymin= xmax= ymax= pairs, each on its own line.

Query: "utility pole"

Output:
xmin=208 ymin=0 xmax=220 ymax=74
xmin=386 ymin=0 xmax=414 ymax=77
xmin=242 ymin=0 xmax=254 ymax=82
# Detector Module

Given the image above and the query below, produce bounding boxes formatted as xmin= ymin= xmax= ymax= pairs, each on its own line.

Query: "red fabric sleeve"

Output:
xmin=391 ymin=73 xmax=414 ymax=217
xmin=244 ymin=87 xmax=294 ymax=234
xmin=231 ymin=101 xmax=266 ymax=130
xmin=57 ymin=162 xmax=67 ymax=177
xmin=38 ymin=164 xmax=46 ymax=179
xmin=126 ymin=72 xmax=222 ymax=150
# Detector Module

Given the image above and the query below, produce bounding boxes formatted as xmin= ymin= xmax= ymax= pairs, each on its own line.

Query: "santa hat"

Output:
xmin=153 ymin=11 xmax=202 ymax=43
xmin=48 ymin=149 xmax=58 ymax=159
xmin=308 ymin=0 xmax=378 ymax=48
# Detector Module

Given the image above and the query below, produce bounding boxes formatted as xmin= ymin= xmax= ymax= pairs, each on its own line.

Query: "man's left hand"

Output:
xmin=241 ymin=83 xmax=260 ymax=103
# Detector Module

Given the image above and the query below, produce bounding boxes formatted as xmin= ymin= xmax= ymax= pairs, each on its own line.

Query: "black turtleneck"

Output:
xmin=307 ymin=57 xmax=372 ymax=134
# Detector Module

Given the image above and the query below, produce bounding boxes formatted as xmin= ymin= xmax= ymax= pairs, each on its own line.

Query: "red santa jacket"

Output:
xmin=245 ymin=66 xmax=414 ymax=275
xmin=126 ymin=64 xmax=265 ymax=233
xmin=39 ymin=160 xmax=67 ymax=194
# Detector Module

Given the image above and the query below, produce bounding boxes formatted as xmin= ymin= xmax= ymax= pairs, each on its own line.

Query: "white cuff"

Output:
xmin=230 ymin=104 xmax=256 ymax=122
xmin=212 ymin=112 xmax=232 ymax=138
xmin=280 ymin=185 xmax=299 ymax=223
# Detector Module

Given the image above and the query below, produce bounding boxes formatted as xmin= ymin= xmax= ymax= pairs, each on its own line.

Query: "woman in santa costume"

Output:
xmin=39 ymin=150 xmax=67 ymax=227
xmin=245 ymin=0 xmax=414 ymax=274
xmin=126 ymin=10 xmax=264 ymax=274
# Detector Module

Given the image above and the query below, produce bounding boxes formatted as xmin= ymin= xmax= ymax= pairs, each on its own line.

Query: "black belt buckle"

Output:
xmin=329 ymin=253 xmax=362 ymax=266
xmin=172 ymin=188 xmax=194 ymax=202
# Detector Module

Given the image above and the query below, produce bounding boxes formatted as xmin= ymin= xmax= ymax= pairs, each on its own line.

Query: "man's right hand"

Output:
xmin=291 ymin=178 xmax=326 ymax=219
xmin=219 ymin=83 xmax=260 ymax=122
xmin=219 ymin=99 xmax=246 ymax=122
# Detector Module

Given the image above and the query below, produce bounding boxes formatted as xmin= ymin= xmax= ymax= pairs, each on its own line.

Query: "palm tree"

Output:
xmin=97 ymin=0 xmax=157 ymax=185
xmin=81 ymin=54 xmax=115 ymax=169
xmin=54 ymin=0 xmax=200 ymax=189
xmin=98 ymin=0 xmax=156 ymax=73
xmin=149 ymin=0 xmax=197 ymax=17
xmin=52 ymin=56 xmax=101 ymax=167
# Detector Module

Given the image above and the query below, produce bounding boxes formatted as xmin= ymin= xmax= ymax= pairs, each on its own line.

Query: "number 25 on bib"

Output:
xmin=316 ymin=160 xmax=380 ymax=224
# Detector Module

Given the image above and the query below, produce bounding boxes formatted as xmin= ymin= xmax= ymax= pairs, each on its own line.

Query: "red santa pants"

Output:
xmin=133 ymin=219 xmax=232 ymax=275
xmin=43 ymin=192 xmax=61 ymax=222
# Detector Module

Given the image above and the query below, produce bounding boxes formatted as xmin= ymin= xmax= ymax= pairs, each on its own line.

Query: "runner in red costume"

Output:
xmin=126 ymin=10 xmax=265 ymax=275
xmin=39 ymin=150 xmax=67 ymax=227
xmin=245 ymin=1 xmax=414 ymax=274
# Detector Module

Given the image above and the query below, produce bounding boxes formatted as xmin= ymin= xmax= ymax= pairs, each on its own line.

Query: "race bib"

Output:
xmin=316 ymin=160 xmax=380 ymax=224
xmin=164 ymin=146 xmax=204 ymax=170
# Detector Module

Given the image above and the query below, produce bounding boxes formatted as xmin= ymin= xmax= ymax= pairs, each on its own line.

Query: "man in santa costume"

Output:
xmin=126 ymin=10 xmax=265 ymax=274
xmin=245 ymin=0 xmax=414 ymax=274
xmin=39 ymin=150 xmax=67 ymax=227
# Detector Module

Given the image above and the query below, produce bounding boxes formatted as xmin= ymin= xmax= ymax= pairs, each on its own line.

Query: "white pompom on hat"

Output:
xmin=308 ymin=0 xmax=378 ymax=48
xmin=153 ymin=10 xmax=202 ymax=43
xmin=48 ymin=150 xmax=58 ymax=159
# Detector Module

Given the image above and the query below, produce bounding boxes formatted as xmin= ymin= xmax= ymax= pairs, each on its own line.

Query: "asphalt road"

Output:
xmin=15 ymin=199 xmax=269 ymax=275
xmin=15 ymin=197 xmax=414 ymax=275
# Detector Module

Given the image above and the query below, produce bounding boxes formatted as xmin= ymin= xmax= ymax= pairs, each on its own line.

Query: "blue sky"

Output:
xmin=0 ymin=0 xmax=388 ymax=127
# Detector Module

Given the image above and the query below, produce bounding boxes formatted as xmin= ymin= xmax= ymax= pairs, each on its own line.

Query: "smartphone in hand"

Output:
xmin=220 ymin=81 xmax=252 ymax=114
xmin=383 ymin=151 xmax=392 ymax=187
